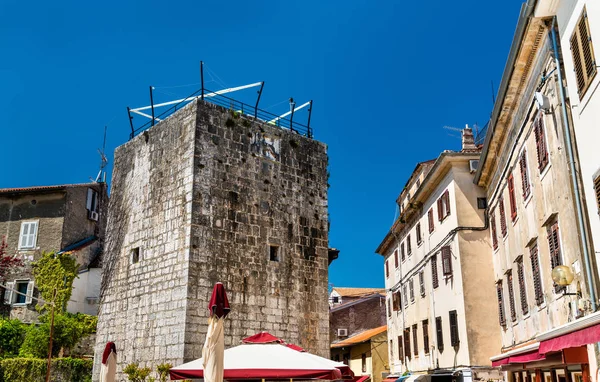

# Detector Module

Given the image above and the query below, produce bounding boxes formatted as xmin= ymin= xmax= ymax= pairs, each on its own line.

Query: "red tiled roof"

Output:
xmin=331 ymin=326 xmax=387 ymax=348
xmin=332 ymin=287 xmax=385 ymax=298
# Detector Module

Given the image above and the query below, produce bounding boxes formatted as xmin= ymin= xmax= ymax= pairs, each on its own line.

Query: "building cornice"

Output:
xmin=536 ymin=310 xmax=600 ymax=341
xmin=490 ymin=342 xmax=540 ymax=361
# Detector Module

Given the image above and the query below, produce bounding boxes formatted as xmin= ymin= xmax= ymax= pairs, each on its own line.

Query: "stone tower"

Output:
xmin=93 ymin=100 xmax=330 ymax=379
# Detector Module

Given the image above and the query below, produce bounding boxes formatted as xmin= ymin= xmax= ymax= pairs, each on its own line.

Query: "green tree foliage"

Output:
xmin=156 ymin=363 xmax=172 ymax=382
xmin=19 ymin=313 xmax=97 ymax=358
xmin=124 ymin=363 xmax=152 ymax=382
xmin=0 ymin=318 xmax=26 ymax=358
xmin=32 ymin=251 xmax=78 ymax=313
xmin=0 ymin=357 xmax=92 ymax=382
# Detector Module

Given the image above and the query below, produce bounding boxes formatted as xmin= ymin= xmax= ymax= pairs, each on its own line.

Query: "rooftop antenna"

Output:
xmin=442 ymin=125 xmax=463 ymax=139
xmin=95 ymin=126 xmax=108 ymax=183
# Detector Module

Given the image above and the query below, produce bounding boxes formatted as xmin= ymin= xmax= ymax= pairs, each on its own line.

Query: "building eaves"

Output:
xmin=0 ymin=183 xmax=100 ymax=195
xmin=330 ymin=293 xmax=385 ymax=313
xmin=332 ymin=287 xmax=385 ymax=298
xmin=330 ymin=325 xmax=387 ymax=348
xmin=396 ymin=159 xmax=436 ymax=204
xmin=474 ymin=0 xmax=537 ymax=185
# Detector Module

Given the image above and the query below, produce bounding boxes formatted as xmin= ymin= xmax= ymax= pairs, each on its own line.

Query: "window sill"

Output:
xmin=417 ymin=241 xmax=423 ymax=247
xmin=540 ymin=163 xmax=552 ymax=181
xmin=524 ymin=193 xmax=533 ymax=208
xmin=512 ymin=216 xmax=519 ymax=226
xmin=11 ymin=303 xmax=28 ymax=307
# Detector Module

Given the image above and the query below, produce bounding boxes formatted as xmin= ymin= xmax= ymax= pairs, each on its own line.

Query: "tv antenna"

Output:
xmin=94 ymin=126 xmax=108 ymax=183
xmin=442 ymin=125 xmax=463 ymax=139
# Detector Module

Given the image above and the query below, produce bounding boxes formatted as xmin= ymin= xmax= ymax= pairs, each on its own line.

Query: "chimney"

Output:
xmin=462 ymin=124 xmax=476 ymax=151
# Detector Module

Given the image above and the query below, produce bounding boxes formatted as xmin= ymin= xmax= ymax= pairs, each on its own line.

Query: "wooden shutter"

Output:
xmin=594 ymin=175 xmax=600 ymax=213
xmin=530 ymin=244 xmax=544 ymax=305
xmin=397 ymin=336 xmax=404 ymax=361
xmin=441 ymin=246 xmax=452 ymax=276
xmin=497 ymin=281 xmax=506 ymax=327
xmin=547 ymin=222 xmax=562 ymax=269
xmin=407 ymin=234 xmax=412 ymax=255
xmin=401 ymin=242 xmax=405 ymax=261
xmin=431 ymin=254 xmax=439 ymax=288
xmin=507 ymin=271 xmax=517 ymax=322
xmin=491 ymin=209 xmax=498 ymax=250
xmin=412 ymin=324 xmax=418 ymax=356
xmin=388 ymin=299 xmax=392 ymax=317
xmin=86 ymin=188 xmax=94 ymax=211
xmin=449 ymin=310 xmax=459 ymax=347
xmin=533 ymin=114 xmax=549 ymax=171
xmin=386 ymin=260 xmax=389 ymax=278
xmin=508 ymin=174 xmax=517 ymax=220
xmin=392 ymin=292 xmax=398 ymax=311
xmin=409 ymin=278 xmax=414 ymax=301
xmin=25 ymin=281 xmax=34 ymax=305
xmin=517 ymin=258 xmax=529 ymax=315
xmin=394 ymin=250 xmax=398 ymax=268
xmin=416 ymin=223 xmax=422 ymax=244
xmin=4 ymin=281 xmax=14 ymax=305
xmin=570 ymin=7 xmax=597 ymax=97
xmin=428 ymin=209 xmax=434 ymax=233
xmin=419 ymin=271 xmax=425 ymax=297
xmin=403 ymin=285 xmax=408 ymax=308
xmin=437 ymin=198 xmax=443 ymax=221
xmin=422 ymin=320 xmax=429 ymax=354
xmin=435 ymin=316 xmax=444 ymax=353
xmin=404 ymin=329 xmax=411 ymax=360
xmin=444 ymin=190 xmax=451 ymax=216
xmin=499 ymin=198 xmax=507 ymax=237
xmin=520 ymin=151 xmax=531 ymax=199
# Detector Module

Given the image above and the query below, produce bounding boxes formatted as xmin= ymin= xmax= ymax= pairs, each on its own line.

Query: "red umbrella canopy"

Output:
xmin=285 ymin=343 xmax=306 ymax=352
xmin=242 ymin=332 xmax=284 ymax=344
xmin=209 ymin=282 xmax=230 ymax=318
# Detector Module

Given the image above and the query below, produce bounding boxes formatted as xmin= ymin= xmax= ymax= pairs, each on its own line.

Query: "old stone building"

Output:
xmin=93 ymin=100 xmax=330 ymax=379
xmin=329 ymin=287 xmax=385 ymax=308
xmin=0 ymin=183 xmax=108 ymax=321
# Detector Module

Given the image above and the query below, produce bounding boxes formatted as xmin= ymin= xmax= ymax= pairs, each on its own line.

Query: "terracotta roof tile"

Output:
xmin=331 ymin=326 xmax=387 ymax=348
xmin=332 ymin=287 xmax=385 ymax=298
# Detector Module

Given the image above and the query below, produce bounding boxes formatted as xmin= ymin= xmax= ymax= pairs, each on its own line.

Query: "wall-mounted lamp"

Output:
xmin=551 ymin=265 xmax=581 ymax=298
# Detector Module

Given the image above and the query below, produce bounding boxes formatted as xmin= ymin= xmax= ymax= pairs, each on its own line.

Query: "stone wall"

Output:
xmin=330 ymin=295 xmax=386 ymax=344
xmin=94 ymin=100 xmax=330 ymax=381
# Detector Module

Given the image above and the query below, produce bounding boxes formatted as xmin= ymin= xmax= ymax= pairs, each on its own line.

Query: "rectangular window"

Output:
xmin=520 ymin=151 xmax=531 ymax=199
xmin=4 ymin=280 xmax=34 ymax=305
xmin=409 ymin=278 xmax=415 ymax=302
xmin=131 ymin=247 xmax=141 ymax=264
xmin=477 ymin=197 xmax=487 ymax=209
xmin=86 ymin=188 xmax=99 ymax=214
xmin=431 ymin=255 xmax=439 ymax=289
xmin=18 ymin=221 xmax=38 ymax=250
xmin=419 ymin=271 xmax=425 ymax=297
xmin=449 ymin=310 xmax=459 ymax=347
xmin=508 ymin=175 xmax=517 ymax=221
xmin=269 ymin=245 xmax=280 ymax=262
xmin=394 ymin=250 xmax=398 ymax=268
xmin=507 ymin=271 xmax=517 ymax=322
xmin=407 ymin=234 xmax=412 ymax=256
xmin=403 ymin=284 xmax=408 ymax=308
xmin=387 ymin=298 xmax=392 ymax=317
xmin=499 ymin=198 xmax=507 ymax=237
xmin=441 ymin=246 xmax=452 ymax=276
xmin=404 ymin=329 xmax=411 ymax=360
xmin=397 ymin=337 xmax=403 ymax=361
xmin=530 ymin=244 xmax=544 ymax=305
xmin=517 ymin=257 xmax=529 ymax=315
xmin=416 ymin=223 xmax=422 ymax=244
xmin=401 ymin=242 xmax=406 ymax=261
xmin=437 ymin=190 xmax=451 ymax=221
xmin=435 ymin=316 xmax=444 ymax=353
xmin=412 ymin=324 xmax=418 ymax=356
xmin=533 ymin=113 xmax=549 ymax=172
xmin=570 ymin=7 xmax=597 ymax=98
xmin=547 ymin=221 xmax=563 ymax=292
xmin=595 ymin=174 xmax=600 ymax=214
xmin=491 ymin=209 xmax=498 ymax=250
xmin=422 ymin=320 xmax=430 ymax=354
xmin=428 ymin=208 xmax=434 ymax=233
xmin=393 ymin=291 xmax=401 ymax=311
xmin=386 ymin=260 xmax=389 ymax=278
xmin=497 ymin=281 xmax=506 ymax=327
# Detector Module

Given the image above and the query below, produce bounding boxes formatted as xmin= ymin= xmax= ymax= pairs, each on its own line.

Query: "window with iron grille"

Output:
xmin=449 ymin=310 xmax=459 ymax=347
xmin=497 ymin=281 xmax=506 ymax=327
xmin=491 ymin=209 xmax=498 ymax=250
xmin=394 ymin=249 xmax=398 ymax=268
xmin=431 ymin=254 xmax=439 ymax=289
xmin=435 ymin=316 xmax=444 ymax=353
xmin=533 ymin=113 xmax=549 ymax=172
xmin=422 ymin=320 xmax=429 ymax=354
xmin=419 ymin=271 xmax=425 ymax=297
xmin=404 ymin=329 xmax=411 ymax=360
xmin=437 ymin=190 xmax=451 ymax=221
xmin=507 ymin=270 xmax=517 ymax=322
xmin=508 ymin=174 xmax=517 ymax=221
xmin=407 ymin=234 xmax=412 ymax=256
xmin=520 ymin=151 xmax=531 ymax=199
xmin=547 ymin=221 xmax=564 ymax=292
xmin=530 ymin=244 xmax=544 ymax=305
xmin=428 ymin=208 xmax=434 ymax=233
xmin=401 ymin=242 xmax=406 ymax=261
xmin=570 ymin=7 xmax=597 ymax=98
xmin=403 ymin=284 xmax=408 ymax=308
xmin=409 ymin=278 xmax=415 ymax=302
xmin=397 ymin=336 xmax=403 ymax=361
xmin=441 ymin=246 xmax=452 ymax=276
xmin=416 ymin=223 xmax=422 ymax=244
xmin=595 ymin=174 xmax=600 ymax=214
xmin=412 ymin=324 xmax=418 ymax=356
xmin=499 ymin=198 xmax=507 ymax=237
xmin=386 ymin=260 xmax=389 ymax=278
xmin=517 ymin=257 xmax=529 ymax=315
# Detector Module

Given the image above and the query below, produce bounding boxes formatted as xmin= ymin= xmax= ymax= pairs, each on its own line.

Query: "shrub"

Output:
xmin=0 ymin=318 xmax=26 ymax=358
xmin=124 ymin=362 xmax=152 ymax=382
xmin=0 ymin=357 xmax=92 ymax=382
xmin=156 ymin=363 xmax=172 ymax=382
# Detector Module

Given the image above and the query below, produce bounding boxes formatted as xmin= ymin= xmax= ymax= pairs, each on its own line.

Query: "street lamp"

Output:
xmin=551 ymin=265 xmax=581 ymax=297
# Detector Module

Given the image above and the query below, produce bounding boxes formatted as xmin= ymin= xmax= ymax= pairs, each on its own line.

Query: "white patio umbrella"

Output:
xmin=99 ymin=342 xmax=117 ymax=382
xmin=202 ymin=282 xmax=230 ymax=382
xmin=170 ymin=332 xmax=346 ymax=380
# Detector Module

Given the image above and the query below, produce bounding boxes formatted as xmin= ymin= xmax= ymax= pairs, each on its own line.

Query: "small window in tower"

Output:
xmin=131 ymin=247 xmax=141 ymax=264
xmin=477 ymin=197 xmax=487 ymax=209
xmin=269 ymin=245 xmax=280 ymax=262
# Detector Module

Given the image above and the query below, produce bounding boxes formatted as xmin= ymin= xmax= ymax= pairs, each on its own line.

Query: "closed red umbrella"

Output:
xmin=202 ymin=282 xmax=230 ymax=382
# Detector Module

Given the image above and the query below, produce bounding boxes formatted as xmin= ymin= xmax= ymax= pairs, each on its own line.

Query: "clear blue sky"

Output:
xmin=1 ymin=0 xmax=524 ymax=289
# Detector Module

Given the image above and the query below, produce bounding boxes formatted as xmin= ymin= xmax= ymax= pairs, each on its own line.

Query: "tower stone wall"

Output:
xmin=93 ymin=100 xmax=330 ymax=380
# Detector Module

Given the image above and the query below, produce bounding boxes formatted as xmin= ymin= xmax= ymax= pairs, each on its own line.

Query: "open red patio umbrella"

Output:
xmin=170 ymin=332 xmax=346 ymax=380
xmin=202 ymin=282 xmax=230 ymax=382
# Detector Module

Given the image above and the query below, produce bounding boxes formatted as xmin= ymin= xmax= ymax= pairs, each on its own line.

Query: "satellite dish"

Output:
xmin=534 ymin=92 xmax=550 ymax=111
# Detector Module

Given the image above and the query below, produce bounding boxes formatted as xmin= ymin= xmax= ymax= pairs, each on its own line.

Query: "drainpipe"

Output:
xmin=550 ymin=18 xmax=598 ymax=311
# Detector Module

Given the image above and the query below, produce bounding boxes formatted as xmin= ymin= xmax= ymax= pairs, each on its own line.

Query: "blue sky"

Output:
xmin=1 ymin=0 xmax=524 ymax=288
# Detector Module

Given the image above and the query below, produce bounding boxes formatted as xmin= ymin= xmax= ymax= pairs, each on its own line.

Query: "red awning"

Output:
xmin=354 ymin=376 xmax=370 ymax=382
xmin=540 ymin=323 xmax=600 ymax=354
xmin=491 ymin=350 xmax=545 ymax=367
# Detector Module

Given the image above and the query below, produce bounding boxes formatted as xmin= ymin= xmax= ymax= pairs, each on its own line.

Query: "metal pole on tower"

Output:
xmin=254 ymin=82 xmax=265 ymax=119
xmin=150 ymin=86 xmax=155 ymax=127
xmin=200 ymin=61 xmax=205 ymax=101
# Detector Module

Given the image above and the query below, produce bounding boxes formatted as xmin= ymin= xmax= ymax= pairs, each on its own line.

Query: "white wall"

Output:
xmin=68 ymin=268 xmax=100 ymax=316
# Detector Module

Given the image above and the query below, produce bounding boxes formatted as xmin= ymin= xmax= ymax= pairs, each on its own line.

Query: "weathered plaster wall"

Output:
xmin=329 ymin=296 xmax=386 ymax=345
